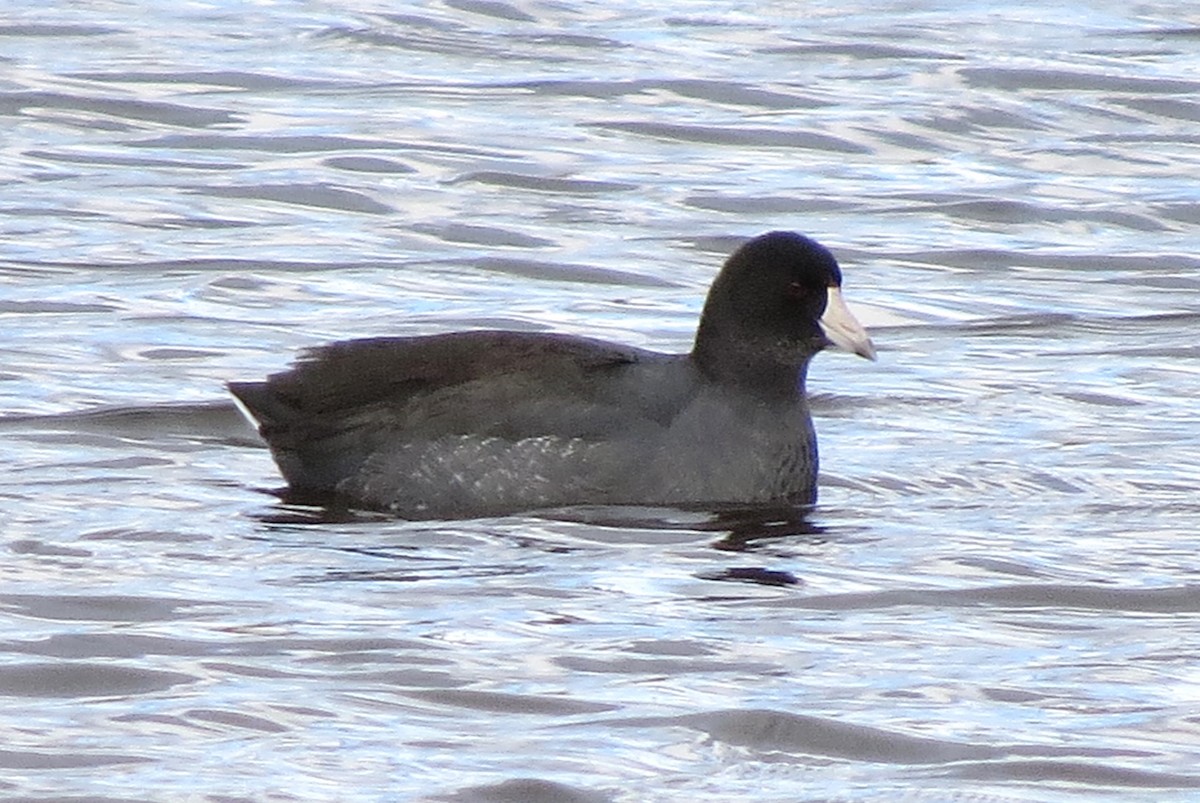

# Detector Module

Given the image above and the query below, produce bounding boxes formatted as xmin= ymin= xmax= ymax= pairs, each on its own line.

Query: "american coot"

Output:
xmin=229 ymin=231 xmax=875 ymax=518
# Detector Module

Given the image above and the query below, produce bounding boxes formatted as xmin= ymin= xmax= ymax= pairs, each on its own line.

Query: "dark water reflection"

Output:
xmin=4 ymin=1 xmax=1200 ymax=800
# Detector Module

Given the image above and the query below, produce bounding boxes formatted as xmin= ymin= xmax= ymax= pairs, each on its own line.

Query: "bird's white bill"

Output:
xmin=819 ymin=286 xmax=876 ymax=360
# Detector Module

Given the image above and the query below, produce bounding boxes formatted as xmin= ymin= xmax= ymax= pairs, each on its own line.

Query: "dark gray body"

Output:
xmin=229 ymin=330 xmax=817 ymax=518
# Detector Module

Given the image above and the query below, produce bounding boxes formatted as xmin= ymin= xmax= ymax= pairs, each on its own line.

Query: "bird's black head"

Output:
xmin=692 ymin=231 xmax=873 ymax=394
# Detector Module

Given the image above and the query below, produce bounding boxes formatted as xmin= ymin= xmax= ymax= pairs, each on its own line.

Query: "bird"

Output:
xmin=229 ymin=231 xmax=875 ymax=519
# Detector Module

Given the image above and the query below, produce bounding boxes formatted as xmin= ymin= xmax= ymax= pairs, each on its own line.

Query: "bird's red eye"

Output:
xmin=786 ymin=281 xmax=809 ymax=299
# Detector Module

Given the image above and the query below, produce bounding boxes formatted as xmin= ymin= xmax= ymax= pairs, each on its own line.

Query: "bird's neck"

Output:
xmin=691 ymin=327 xmax=810 ymax=400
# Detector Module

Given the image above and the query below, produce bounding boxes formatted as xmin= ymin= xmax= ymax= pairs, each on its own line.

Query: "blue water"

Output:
xmin=2 ymin=1 xmax=1200 ymax=800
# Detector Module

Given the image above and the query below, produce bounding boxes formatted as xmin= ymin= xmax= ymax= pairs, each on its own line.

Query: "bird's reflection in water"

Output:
xmin=251 ymin=496 xmax=827 ymax=588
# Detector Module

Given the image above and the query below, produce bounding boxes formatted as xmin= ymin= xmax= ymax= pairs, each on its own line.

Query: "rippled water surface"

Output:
xmin=3 ymin=1 xmax=1200 ymax=800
